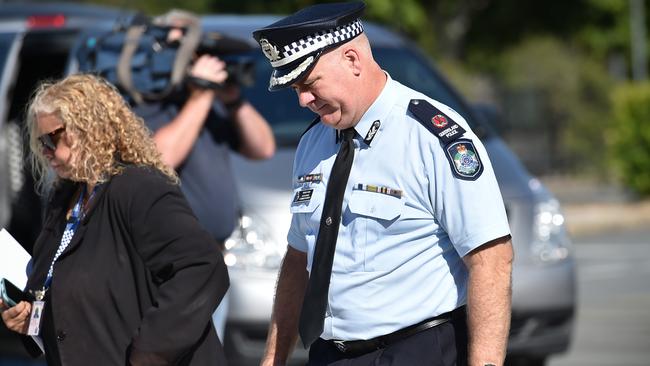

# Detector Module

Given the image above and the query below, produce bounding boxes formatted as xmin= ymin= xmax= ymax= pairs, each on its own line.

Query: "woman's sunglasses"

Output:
xmin=38 ymin=127 xmax=65 ymax=151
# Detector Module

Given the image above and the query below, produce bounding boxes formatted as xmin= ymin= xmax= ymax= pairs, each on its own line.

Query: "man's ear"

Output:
xmin=343 ymin=48 xmax=362 ymax=76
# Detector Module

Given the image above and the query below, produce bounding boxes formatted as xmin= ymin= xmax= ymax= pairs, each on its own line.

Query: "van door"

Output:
xmin=0 ymin=26 xmax=25 ymax=230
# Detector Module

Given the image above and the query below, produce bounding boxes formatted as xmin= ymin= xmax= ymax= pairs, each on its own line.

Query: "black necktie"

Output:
xmin=299 ymin=127 xmax=356 ymax=347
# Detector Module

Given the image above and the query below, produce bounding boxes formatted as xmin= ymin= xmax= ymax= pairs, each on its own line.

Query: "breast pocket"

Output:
xmin=347 ymin=189 xmax=404 ymax=271
xmin=290 ymin=185 xmax=325 ymax=270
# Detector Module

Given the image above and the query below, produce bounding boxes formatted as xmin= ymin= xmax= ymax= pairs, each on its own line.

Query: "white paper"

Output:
xmin=0 ymin=228 xmax=31 ymax=289
xmin=31 ymin=335 xmax=45 ymax=353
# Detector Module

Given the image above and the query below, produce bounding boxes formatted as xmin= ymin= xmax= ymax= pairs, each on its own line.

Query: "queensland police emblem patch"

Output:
xmin=432 ymin=114 xmax=448 ymax=128
xmin=445 ymin=139 xmax=483 ymax=180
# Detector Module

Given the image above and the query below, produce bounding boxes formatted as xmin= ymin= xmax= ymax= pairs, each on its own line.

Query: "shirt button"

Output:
xmin=325 ymin=217 xmax=332 ymax=225
xmin=56 ymin=331 xmax=66 ymax=341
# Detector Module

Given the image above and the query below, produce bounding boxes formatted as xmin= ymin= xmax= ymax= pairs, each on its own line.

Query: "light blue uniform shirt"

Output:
xmin=287 ymin=75 xmax=510 ymax=341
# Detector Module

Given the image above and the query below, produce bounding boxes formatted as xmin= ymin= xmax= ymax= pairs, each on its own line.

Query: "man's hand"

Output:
xmin=189 ymin=55 xmax=228 ymax=86
xmin=190 ymin=55 xmax=243 ymax=105
xmin=0 ymin=299 xmax=32 ymax=335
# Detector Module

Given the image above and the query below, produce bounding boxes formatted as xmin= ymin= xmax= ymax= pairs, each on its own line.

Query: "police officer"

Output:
xmin=253 ymin=2 xmax=513 ymax=366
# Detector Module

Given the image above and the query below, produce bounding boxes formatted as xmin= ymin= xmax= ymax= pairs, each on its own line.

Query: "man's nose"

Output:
xmin=297 ymin=90 xmax=315 ymax=108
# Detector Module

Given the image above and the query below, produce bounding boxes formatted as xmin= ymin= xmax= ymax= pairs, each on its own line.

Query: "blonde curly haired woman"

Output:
xmin=0 ymin=74 xmax=229 ymax=365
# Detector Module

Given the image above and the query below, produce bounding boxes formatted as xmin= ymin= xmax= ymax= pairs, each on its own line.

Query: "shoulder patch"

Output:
xmin=301 ymin=116 xmax=321 ymax=138
xmin=445 ymin=139 xmax=484 ymax=180
xmin=408 ymin=99 xmax=466 ymax=144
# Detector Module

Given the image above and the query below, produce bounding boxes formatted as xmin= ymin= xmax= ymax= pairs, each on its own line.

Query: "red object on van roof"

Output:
xmin=27 ymin=14 xmax=66 ymax=29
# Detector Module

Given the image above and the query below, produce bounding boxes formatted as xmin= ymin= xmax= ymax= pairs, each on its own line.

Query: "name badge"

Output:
xmin=27 ymin=300 xmax=45 ymax=336
xmin=293 ymin=189 xmax=314 ymax=203
xmin=297 ymin=173 xmax=322 ymax=184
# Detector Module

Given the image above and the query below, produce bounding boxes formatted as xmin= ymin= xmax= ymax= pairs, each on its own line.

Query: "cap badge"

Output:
xmin=260 ymin=38 xmax=281 ymax=62
xmin=432 ymin=114 xmax=448 ymax=128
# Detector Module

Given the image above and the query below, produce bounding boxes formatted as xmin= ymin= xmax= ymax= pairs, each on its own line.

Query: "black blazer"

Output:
xmin=23 ymin=165 xmax=229 ymax=365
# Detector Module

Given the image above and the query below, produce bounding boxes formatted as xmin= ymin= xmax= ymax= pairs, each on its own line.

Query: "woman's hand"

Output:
xmin=0 ymin=299 xmax=32 ymax=334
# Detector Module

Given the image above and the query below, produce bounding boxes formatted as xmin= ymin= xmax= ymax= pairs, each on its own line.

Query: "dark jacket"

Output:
xmin=23 ymin=165 xmax=229 ymax=365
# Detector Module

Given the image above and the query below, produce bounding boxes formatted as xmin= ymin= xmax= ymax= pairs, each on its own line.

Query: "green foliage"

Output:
xmin=500 ymin=37 xmax=582 ymax=112
xmin=609 ymin=83 xmax=650 ymax=195
xmin=496 ymin=36 xmax=612 ymax=174
xmin=463 ymin=0 xmax=590 ymax=56
xmin=365 ymin=0 xmax=425 ymax=35
xmin=576 ymin=0 xmax=629 ymax=60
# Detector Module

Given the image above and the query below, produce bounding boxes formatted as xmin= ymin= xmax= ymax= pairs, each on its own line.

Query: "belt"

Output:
xmin=327 ymin=306 xmax=466 ymax=356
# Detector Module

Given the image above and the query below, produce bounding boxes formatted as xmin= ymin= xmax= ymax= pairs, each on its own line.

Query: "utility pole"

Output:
xmin=630 ymin=0 xmax=647 ymax=81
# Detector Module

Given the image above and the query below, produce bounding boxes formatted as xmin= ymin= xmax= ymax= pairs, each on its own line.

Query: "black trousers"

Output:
xmin=307 ymin=314 xmax=468 ymax=366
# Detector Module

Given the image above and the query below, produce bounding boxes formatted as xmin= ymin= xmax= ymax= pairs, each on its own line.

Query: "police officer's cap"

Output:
xmin=253 ymin=1 xmax=366 ymax=91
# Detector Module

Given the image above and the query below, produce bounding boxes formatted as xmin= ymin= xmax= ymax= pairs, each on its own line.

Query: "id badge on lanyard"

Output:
xmin=27 ymin=290 xmax=46 ymax=336
xmin=27 ymin=185 xmax=96 ymax=336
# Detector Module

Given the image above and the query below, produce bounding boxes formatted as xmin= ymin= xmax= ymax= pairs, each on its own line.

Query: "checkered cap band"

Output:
xmin=271 ymin=19 xmax=364 ymax=68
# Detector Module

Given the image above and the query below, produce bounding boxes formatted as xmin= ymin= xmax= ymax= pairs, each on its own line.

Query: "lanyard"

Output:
xmin=43 ymin=185 xmax=97 ymax=289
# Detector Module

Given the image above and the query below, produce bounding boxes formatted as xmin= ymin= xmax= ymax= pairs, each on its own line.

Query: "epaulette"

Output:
xmin=300 ymin=116 xmax=321 ymax=139
xmin=407 ymin=99 xmax=466 ymax=144
xmin=407 ymin=99 xmax=483 ymax=181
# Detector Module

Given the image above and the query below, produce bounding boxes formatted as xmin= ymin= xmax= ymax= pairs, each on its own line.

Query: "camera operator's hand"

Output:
xmin=189 ymin=55 xmax=228 ymax=89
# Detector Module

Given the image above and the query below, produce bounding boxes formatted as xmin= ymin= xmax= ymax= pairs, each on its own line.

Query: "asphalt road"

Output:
xmin=548 ymin=228 xmax=650 ymax=366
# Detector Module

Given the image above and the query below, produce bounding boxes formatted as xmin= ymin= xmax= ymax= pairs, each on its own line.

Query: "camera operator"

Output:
xmin=132 ymin=18 xmax=276 ymax=343
xmin=151 ymin=54 xmax=274 ymax=166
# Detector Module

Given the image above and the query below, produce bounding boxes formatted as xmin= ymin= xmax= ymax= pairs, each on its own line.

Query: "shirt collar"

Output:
xmin=353 ymin=72 xmax=398 ymax=147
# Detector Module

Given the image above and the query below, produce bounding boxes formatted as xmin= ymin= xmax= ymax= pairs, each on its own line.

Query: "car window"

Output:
xmin=240 ymin=46 xmax=480 ymax=145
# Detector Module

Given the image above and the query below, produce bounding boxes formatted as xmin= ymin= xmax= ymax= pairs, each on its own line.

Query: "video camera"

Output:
xmin=193 ymin=31 xmax=256 ymax=88
xmin=76 ymin=11 xmax=257 ymax=104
